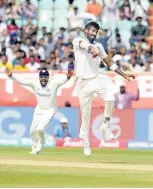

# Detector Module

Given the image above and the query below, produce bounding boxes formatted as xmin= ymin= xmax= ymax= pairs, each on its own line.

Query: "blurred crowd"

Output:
xmin=0 ymin=0 xmax=153 ymax=72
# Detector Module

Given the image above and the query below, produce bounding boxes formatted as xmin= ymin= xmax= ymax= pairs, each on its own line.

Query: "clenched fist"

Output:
xmin=4 ymin=67 xmax=12 ymax=77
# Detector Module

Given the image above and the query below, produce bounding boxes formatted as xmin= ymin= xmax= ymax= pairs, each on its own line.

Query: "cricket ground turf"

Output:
xmin=0 ymin=147 xmax=153 ymax=187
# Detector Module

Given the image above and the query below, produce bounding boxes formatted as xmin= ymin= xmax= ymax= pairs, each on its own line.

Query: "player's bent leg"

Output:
xmin=97 ymin=77 xmax=115 ymax=140
xmin=99 ymin=101 xmax=115 ymax=140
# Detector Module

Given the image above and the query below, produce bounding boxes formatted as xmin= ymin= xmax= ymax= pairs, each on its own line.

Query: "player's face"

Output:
xmin=39 ymin=75 xmax=49 ymax=87
xmin=85 ymin=27 xmax=99 ymax=43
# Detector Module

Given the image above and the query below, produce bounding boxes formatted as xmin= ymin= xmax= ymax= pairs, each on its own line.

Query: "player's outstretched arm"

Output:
xmin=57 ymin=70 xmax=73 ymax=87
xmin=103 ymin=56 xmax=135 ymax=81
xmin=4 ymin=67 xmax=35 ymax=87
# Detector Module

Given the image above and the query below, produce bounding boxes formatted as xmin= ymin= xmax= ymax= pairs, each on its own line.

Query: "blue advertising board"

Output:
xmin=0 ymin=107 xmax=79 ymax=146
xmin=135 ymin=110 xmax=153 ymax=141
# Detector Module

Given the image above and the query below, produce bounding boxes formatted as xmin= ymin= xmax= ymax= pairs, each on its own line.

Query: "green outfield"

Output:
xmin=1 ymin=147 xmax=153 ymax=188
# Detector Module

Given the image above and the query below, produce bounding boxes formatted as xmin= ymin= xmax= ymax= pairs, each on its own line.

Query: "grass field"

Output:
xmin=1 ymin=147 xmax=153 ymax=187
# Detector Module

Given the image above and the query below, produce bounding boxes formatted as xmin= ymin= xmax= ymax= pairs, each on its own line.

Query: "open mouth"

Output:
xmin=41 ymin=81 xmax=46 ymax=85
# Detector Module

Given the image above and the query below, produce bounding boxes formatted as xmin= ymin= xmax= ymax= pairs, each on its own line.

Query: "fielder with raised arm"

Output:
xmin=5 ymin=68 xmax=73 ymax=155
xmin=72 ymin=22 xmax=135 ymax=157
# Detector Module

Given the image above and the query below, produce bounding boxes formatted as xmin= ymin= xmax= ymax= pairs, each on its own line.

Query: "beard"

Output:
xmin=40 ymin=81 xmax=47 ymax=87
xmin=86 ymin=34 xmax=96 ymax=43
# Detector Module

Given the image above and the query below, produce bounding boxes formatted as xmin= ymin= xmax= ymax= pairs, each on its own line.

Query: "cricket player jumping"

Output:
xmin=5 ymin=68 xmax=73 ymax=155
xmin=72 ymin=22 xmax=135 ymax=157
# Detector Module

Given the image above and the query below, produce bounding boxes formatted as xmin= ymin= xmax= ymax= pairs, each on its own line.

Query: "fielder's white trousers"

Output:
xmin=30 ymin=106 xmax=56 ymax=149
xmin=77 ymin=73 xmax=115 ymax=140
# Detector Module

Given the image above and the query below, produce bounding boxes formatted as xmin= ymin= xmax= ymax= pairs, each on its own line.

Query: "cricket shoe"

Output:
xmin=79 ymin=134 xmax=91 ymax=157
xmin=99 ymin=123 xmax=115 ymax=140
xmin=29 ymin=145 xmax=38 ymax=155
xmin=29 ymin=150 xmax=38 ymax=155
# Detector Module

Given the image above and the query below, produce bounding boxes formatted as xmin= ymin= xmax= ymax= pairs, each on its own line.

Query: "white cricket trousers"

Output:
xmin=30 ymin=106 xmax=56 ymax=148
xmin=77 ymin=73 xmax=115 ymax=140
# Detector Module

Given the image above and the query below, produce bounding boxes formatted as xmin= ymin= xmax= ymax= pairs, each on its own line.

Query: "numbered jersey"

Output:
xmin=72 ymin=36 xmax=108 ymax=79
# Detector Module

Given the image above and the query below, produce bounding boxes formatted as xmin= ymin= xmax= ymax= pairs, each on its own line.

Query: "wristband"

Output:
xmin=110 ymin=63 xmax=118 ymax=71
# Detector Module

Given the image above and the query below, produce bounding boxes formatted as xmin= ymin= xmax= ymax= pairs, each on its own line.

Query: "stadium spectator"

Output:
xmin=0 ymin=54 xmax=13 ymax=70
xmin=0 ymin=0 xmax=6 ymax=18
xmin=22 ymin=37 xmax=32 ymax=55
xmin=128 ymin=57 xmax=145 ymax=72
xmin=58 ymin=57 xmax=68 ymax=70
xmin=144 ymin=60 xmax=153 ymax=71
xmin=55 ymin=27 xmax=69 ymax=44
xmin=145 ymin=54 xmax=153 ymax=71
xmin=20 ymin=49 xmax=26 ymax=58
xmin=7 ymin=19 xmax=19 ymax=35
xmin=12 ymin=50 xmax=21 ymax=66
xmin=40 ymin=27 xmax=48 ymax=42
xmin=112 ymin=46 xmax=130 ymax=66
xmin=6 ymin=0 xmax=21 ymax=20
xmin=13 ymin=57 xmax=29 ymax=71
xmin=22 ymin=17 xmax=37 ymax=39
xmin=69 ymin=27 xmax=84 ymax=39
xmin=133 ymin=0 xmax=149 ymax=20
xmin=68 ymin=54 xmax=75 ymax=71
xmin=55 ymin=37 xmax=65 ymax=59
xmin=119 ymin=0 xmax=133 ymax=20
xmin=45 ymin=33 xmax=56 ymax=57
xmin=52 ymin=117 xmax=70 ymax=138
xmin=35 ymin=39 xmax=45 ymax=60
xmin=26 ymin=56 xmax=40 ymax=71
xmin=59 ymin=53 xmax=74 ymax=71
xmin=96 ymin=29 xmax=112 ymax=52
xmin=9 ymin=32 xmax=19 ymax=45
xmin=67 ymin=6 xmax=96 ymax=30
xmin=131 ymin=16 xmax=149 ymax=43
xmin=115 ymin=86 xmax=139 ymax=109
xmin=37 ymin=59 xmax=47 ymax=70
xmin=86 ymin=0 xmax=103 ymax=19
xmin=25 ymin=48 xmax=39 ymax=64
xmin=68 ymin=0 xmax=74 ymax=6
xmin=0 ymin=41 xmax=6 ymax=55
xmin=0 ymin=16 xmax=7 ymax=38
xmin=20 ymin=0 xmax=37 ymax=19
xmin=102 ymin=0 xmax=120 ymax=27
xmin=46 ymin=56 xmax=58 ymax=70
xmin=111 ymin=33 xmax=125 ymax=52
xmin=63 ymin=42 xmax=73 ymax=58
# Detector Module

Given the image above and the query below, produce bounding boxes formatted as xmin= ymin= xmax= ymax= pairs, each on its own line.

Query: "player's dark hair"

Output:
xmin=85 ymin=22 xmax=100 ymax=31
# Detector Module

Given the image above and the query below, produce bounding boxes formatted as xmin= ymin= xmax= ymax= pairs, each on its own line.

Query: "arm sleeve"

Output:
xmin=10 ymin=75 xmax=35 ymax=87
xmin=57 ymin=78 xmax=69 ymax=87
xmin=129 ymin=93 xmax=139 ymax=100
xmin=53 ymin=76 xmax=69 ymax=88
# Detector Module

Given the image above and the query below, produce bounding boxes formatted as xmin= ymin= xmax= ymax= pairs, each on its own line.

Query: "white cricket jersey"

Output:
xmin=72 ymin=36 xmax=108 ymax=79
xmin=10 ymin=75 xmax=68 ymax=110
